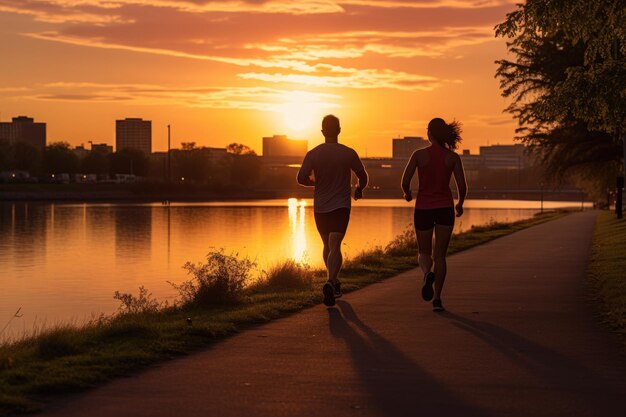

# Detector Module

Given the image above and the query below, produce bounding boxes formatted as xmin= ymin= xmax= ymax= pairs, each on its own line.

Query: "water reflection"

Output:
xmin=288 ymin=198 xmax=308 ymax=264
xmin=0 ymin=199 xmax=584 ymax=340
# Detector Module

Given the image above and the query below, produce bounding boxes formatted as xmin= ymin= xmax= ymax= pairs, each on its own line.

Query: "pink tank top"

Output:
xmin=415 ymin=145 xmax=454 ymax=209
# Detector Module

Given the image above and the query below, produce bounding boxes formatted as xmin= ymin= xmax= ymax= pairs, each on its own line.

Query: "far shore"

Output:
xmin=0 ymin=183 xmax=588 ymax=203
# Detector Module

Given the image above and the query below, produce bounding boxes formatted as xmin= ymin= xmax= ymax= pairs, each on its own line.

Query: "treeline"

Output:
xmin=0 ymin=140 xmax=149 ymax=178
xmin=0 ymin=140 xmax=263 ymax=190
xmin=154 ymin=142 xmax=261 ymax=190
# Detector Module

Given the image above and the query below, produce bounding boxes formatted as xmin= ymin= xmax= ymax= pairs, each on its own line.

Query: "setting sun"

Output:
xmin=276 ymin=91 xmax=338 ymax=133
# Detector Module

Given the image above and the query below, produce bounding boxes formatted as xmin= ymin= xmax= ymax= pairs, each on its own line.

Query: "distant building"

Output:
xmin=479 ymin=144 xmax=529 ymax=170
xmin=91 ymin=143 xmax=113 ymax=154
xmin=204 ymin=147 xmax=228 ymax=163
xmin=0 ymin=116 xmax=46 ymax=152
xmin=262 ymin=135 xmax=307 ymax=158
xmin=459 ymin=150 xmax=484 ymax=182
xmin=72 ymin=145 xmax=89 ymax=159
xmin=459 ymin=149 xmax=485 ymax=171
xmin=392 ymin=136 xmax=428 ymax=160
xmin=116 ymin=118 xmax=151 ymax=154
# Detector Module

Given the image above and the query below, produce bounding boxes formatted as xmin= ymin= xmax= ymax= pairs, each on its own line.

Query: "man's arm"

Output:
xmin=296 ymin=154 xmax=315 ymax=187
xmin=351 ymin=151 xmax=368 ymax=200
xmin=401 ymin=151 xmax=418 ymax=201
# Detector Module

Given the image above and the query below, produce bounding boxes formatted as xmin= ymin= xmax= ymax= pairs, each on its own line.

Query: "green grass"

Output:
xmin=0 ymin=211 xmax=566 ymax=416
xmin=588 ymin=211 xmax=626 ymax=344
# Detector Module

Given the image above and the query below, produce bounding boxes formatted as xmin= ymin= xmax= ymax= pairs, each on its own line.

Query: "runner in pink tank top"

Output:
xmin=401 ymin=118 xmax=468 ymax=312
xmin=415 ymin=144 xmax=454 ymax=210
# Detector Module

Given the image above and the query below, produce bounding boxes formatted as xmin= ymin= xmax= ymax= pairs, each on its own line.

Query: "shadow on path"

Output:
xmin=328 ymin=300 xmax=490 ymax=417
xmin=441 ymin=312 xmax=623 ymax=414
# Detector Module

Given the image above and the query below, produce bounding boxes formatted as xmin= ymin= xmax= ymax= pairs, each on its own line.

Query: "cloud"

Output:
xmin=0 ymin=1 xmax=517 ymax=23
xmin=2 ymin=0 xmax=515 ymax=95
xmin=238 ymin=68 xmax=446 ymax=91
xmin=5 ymin=82 xmax=341 ymax=111
xmin=464 ymin=114 xmax=516 ymax=126
xmin=250 ymin=27 xmax=496 ymax=61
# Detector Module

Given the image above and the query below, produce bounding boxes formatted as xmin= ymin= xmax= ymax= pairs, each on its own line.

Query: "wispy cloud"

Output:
xmin=2 ymin=0 xmax=512 ymax=95
xmin=4 ymin=82 xmax=341 ymax=111
xmin=238 ymin=69 xmax=446 ymax=91
xmin=0 ymin=1 xmax=517 ymax=23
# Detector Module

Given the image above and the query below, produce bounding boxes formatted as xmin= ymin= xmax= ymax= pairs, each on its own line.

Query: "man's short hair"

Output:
xmin=322 ymin=114 xmax=340 ymax=135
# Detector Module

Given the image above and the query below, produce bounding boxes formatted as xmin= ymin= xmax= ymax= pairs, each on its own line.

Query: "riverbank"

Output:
xmin=0 ymin=211 xmax=566 ymax=415
xmin=588 ymin=212 xmax=626 ymax=346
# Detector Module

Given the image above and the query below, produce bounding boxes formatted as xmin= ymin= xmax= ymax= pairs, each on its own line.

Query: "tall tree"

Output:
xmin=0 ymin=140 xmax=11 ymax=171
xmin=81 ymin=151 xmax=110 ymax=175
xmin=226 ymin=143 xmax=256 ymax=156
xmin=495 ymin=0 xmax=625 ymax=191
xmin=44 ymin=142 xmax=79 ymax=174
xmin=109 ymin=148 xmax=149 ymax=176
xmin=12 ymin=141 xmax=42 ymax=174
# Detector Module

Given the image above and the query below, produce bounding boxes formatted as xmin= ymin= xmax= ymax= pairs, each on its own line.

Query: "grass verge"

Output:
xmin=588 ymin=211 xmax=626 ymax=345
xmin=0 ymin=210 xmax=566 ymax=416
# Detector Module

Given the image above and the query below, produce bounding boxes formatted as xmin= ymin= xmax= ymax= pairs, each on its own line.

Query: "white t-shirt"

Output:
xmin=298 ymin=143 xmax=366 ymax=213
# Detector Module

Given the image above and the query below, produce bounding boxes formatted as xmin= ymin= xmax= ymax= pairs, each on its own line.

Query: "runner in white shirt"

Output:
xmin=297 ymin=115 xmax=368 ymax=306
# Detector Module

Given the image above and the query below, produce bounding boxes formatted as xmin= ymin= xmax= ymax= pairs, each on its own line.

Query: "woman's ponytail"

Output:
xmin=428 ymin=118 xmax=462 ymax=150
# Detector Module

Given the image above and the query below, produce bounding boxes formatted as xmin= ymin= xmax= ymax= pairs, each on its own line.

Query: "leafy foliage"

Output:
xmin=108 ymin=148 xmax=149 ymax=176
xmin=43 ymin=142 xmax=79 ymax=175
xmin=226 ymin=143 xmax=256 ymax=156
xmin=495 ymin=0 xmax=625 ymax=190
xmin=113 ymin=286 xmax=162 ymax=315
xmin=172 ymin=250 xmax=256 ymax=305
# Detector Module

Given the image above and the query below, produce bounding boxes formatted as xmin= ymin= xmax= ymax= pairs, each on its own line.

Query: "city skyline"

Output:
xmin=0 ymin=1 xmax=519 ymax=156
xmin=0 ymin=112 xmax=518 ymax=158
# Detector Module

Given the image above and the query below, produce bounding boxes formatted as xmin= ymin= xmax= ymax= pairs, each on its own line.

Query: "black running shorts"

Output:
xmin=414 ymin=207 xmax=455 ymax=231
xmin=314 ymin=208 xmax=351 ymax=236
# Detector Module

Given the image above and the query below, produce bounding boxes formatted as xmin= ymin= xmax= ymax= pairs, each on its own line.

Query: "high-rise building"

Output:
xmin=392 ymin=136 xmax=428 ymax=159
xmin=116 ymin=118 xmax=151 ymax=154
xmin=0 ymin=116 xmax=46 ymax=152
xmin=262 ymin=135 xmax=307 ymax=157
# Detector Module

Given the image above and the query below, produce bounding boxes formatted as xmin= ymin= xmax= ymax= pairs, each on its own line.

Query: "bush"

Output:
xmin=345 ymin=247 xmax=386 ymax=269
xmin=385 ymin=226 xmax=417 ymax=256
xmin=172 ymin=250 xmax=255 ymax=305
xmin=114 ymin=286 xmax=162 ymax=315
xmin=261 ymin=260 xmax=314 ymax=290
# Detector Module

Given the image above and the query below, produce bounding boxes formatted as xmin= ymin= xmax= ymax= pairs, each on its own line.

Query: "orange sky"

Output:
xmin=0 ymin=0 xmax=520 ymax=156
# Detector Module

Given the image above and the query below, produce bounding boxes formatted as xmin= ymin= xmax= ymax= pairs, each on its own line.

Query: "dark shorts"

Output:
xmin=314 ymin=208 xmax=350 ymax=236
xmin=414 ymin=207 xmax=455 ymax=231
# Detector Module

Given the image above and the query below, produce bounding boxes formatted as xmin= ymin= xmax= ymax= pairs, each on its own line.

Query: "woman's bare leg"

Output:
xmin=416 ymin=228 xmax=434 ymax=275
xmin=433 ymin=224 xmax=454 ymax=300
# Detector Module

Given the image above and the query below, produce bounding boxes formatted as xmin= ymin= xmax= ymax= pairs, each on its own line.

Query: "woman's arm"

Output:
xmin=452 ymin=154 xmax=467 ymax=216
xmin=401 ymin=151 xmax=418 ymax=201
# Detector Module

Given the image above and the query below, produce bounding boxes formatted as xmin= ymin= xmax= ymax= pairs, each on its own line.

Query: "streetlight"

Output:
xmin=167 ymin=125 xmax=171 ymax=183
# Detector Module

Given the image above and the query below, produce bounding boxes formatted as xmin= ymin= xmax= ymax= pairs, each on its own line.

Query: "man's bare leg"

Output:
xmin=321 ymin=234 xmax=330 ymax=270
xmin=327 ymin=232 xmax=345 ymax=283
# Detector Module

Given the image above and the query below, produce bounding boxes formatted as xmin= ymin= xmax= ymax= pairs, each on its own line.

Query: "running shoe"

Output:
xmin=421 ymin=271 xmax=435 ymax=301
xmin=323 ymin=281 xmax=336 ymax=307
xmin=333 ymin=281 xmax=343 ymax=298
xmin=432 ymin=299 xmax=445 ymax=312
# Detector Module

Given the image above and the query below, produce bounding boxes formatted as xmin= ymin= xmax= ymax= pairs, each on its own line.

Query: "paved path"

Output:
xmin=41 ymin=211 xmax=625 ymax=417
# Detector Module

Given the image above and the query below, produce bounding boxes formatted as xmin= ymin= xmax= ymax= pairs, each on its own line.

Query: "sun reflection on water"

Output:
xmin=287 ymin=198 xmax=308 ymax=264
